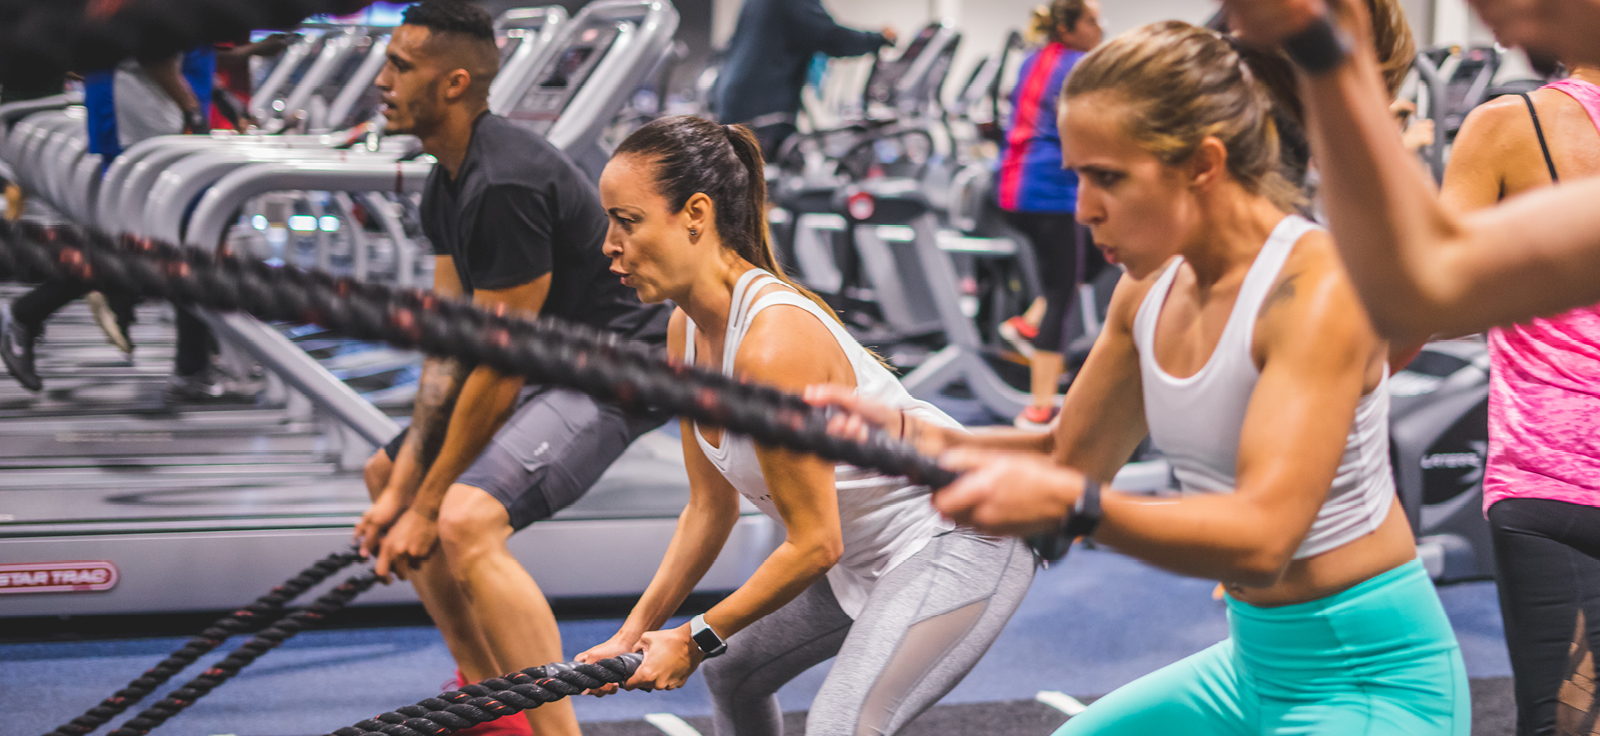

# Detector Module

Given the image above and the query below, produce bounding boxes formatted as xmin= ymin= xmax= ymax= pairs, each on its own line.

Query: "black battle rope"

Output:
xmin=45 ymin=548 xmax=364 ymax=736
xmin=328 ymin=653 xmax=644 ymax=736
xmin=103 ymin=571 xmax=381 ymax=736
xmin=0 ymin=220 xmax=960 ymax=489
xmin=0 ymin=0 xmax=373 ymax=90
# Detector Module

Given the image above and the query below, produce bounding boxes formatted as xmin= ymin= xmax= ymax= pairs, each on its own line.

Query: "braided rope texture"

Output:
xmin=0 ymin=0 xmax=371 ymax=90
xmin=329 ymin=653 xmax=643 ymax=736
xmin=103 ymin=571 xmax=380 ymax=736
xmin=45 ymin=548 xmax=364 ymax=736
xmin=0 ymin=220 xmax=959 ymax=489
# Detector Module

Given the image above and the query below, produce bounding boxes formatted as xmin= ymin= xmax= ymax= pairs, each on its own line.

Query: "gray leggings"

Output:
xmin=701 ymin=531 xmax=1036 ymax=736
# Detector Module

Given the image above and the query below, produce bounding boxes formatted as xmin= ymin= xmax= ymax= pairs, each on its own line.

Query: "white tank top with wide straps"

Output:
xmin=1132 ymin=215 xmax=1394 ymax=559
xmin=683 ymin=269 xmax=963 ymax=618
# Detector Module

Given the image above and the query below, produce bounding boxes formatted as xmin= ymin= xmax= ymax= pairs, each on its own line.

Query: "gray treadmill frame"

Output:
xmin=0 ymin=0 xmax=782 ymax=618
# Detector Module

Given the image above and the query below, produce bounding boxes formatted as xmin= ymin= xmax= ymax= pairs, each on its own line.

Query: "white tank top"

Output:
xmin=1132 ymin=215 xmax=1394 ymax=559
xmin=684 ymin=269 xmax=962 ymax=618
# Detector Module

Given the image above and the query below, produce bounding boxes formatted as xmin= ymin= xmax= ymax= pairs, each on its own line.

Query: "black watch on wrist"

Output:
xmin=1027 ymin=477 xmax=1102 ymax=563
xmin=1282 ymin=16 xmax=1352 ymax=75
xmin=689 ymin=614 xmax=727 ymax=659
xmin=182 ymin=108 xmax=210 ymax=135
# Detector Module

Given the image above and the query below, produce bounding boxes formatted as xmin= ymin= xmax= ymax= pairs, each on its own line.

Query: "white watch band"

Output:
xmin=689 ymin=614 xmax=727 ymax=657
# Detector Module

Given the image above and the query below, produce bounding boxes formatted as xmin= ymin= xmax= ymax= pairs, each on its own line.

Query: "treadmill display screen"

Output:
xmin=506 ymin=22 xmax=619 ymax=134
xmin=542 ymin=47 xmax=595 ymax=89
xmin=899 ymin=26 xmax=937 ymax=65
xmin=499 ymin=33 xmax=526 ymax=64
xmin=866 ymin=24 xmax=940 ymax=106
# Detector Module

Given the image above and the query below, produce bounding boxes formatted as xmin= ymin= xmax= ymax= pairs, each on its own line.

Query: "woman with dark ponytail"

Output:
xmin=576 ymin=116 xmax=1034 ymax=736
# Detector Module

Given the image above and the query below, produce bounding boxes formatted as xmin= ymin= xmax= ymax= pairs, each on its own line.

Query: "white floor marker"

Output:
xmin=1035 ymin=690 xmax=1088 ymax=716
xmin=645 ymin=712 xmax=704 ymax=736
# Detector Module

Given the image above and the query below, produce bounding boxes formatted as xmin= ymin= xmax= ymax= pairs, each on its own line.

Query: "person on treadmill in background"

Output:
xmin=1439 ymin=57 xmax=1600 ymax=735
xmin=715 ymin=0 xmax=896 ymax=160
xmin=351 ymin=4 xmax=669 ymax=736
xmin=995 ymin=0 xmax=1108 ymax=430
xmin=0 ymin=47 xmax=244 ymax=401
xmin=210 ymin=33 xmax=293 ymax=131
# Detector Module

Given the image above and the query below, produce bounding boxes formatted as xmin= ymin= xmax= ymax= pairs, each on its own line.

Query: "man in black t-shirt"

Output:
xmin=352 ymin=5 xmax=667 ymax=735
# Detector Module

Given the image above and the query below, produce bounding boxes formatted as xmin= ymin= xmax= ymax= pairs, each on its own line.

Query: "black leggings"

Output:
xmin=11 ymin=278 xmax=216 ymax=376
xmin=1489 ymin=497 xmax=1600 ymax=735
xmin=1002 ymin=210 xmax=1105 ymax=353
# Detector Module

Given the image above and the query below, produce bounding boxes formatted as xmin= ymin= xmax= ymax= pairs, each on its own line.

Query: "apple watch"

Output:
xmin=689 ymin=614 xmax=727 ymax=658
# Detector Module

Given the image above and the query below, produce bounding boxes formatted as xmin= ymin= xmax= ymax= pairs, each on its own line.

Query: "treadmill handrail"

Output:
xmin=528 ymin=0 xmax=680 ymax=157
xmin=271 ymin=29 xmax=363 ymax=134
xmin=206 ymin=311 xmax=399 ymax=447
xmin=178 ymin=160 xmax=432 ymax=448
xmin=97 ymin=136 xmax=224 ymax=227
xmin=143 ymin=148 xmax=411 ymax=242
xmin=15 ymin=113 xmax=83 ymax=201
xmin=251 ymin=31 xmax=325 ymax=123
xmin=545 ymin=20 xmax=638 ymax=153
xmin=1411 ymin=55 xmax=1447 ymax=181
xmin=0 ymin=91 xmax=81 ymax=126
xmin=183 ymin=159 xmax=432 ymax=249
xmin=107 ymin=135 xmax=419 ymax=229
xmin=497 ymin=6 xmax=566 ymax=30
xmin=321 ymin=35 xmax=391 ymax=133
xmin=489 ymin=7 xmax=570 ymax=114
xmin=895 ymin=24 xmax=960 ymax=116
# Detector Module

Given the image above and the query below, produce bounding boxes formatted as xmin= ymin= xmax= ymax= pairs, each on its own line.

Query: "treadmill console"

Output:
xmin=864 ymin=24 xmax=938 ymax=108
xmin=497 ymin=13 xmax=553 ymax=64
xmin=507 ymin=24 xmax=619 ymax=135
xmin=500 ymin=31 xmax=528 ymax=64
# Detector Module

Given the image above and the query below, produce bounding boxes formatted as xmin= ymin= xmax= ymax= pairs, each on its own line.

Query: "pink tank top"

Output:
xmin=1483 ymin=78 xmax=1600 ymax=513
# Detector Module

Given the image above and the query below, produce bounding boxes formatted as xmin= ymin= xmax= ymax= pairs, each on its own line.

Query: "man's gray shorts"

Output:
xmin=384 ymin=385 xmax=668 ymax=530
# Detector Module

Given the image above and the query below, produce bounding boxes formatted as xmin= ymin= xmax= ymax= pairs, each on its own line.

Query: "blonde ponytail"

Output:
xmin=1026 ymin=0 xmax=1090 ymax=46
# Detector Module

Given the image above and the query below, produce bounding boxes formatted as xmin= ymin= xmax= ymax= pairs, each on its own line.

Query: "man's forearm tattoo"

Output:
xmin=407 ymin=357 xmax=470 ymax=472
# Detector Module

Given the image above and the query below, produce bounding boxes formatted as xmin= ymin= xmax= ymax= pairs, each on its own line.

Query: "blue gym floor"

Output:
xmin=0 ymin=399 xmax=1517 ymax=734
xmin=0 ymin=547 xmax=1513 ymax=735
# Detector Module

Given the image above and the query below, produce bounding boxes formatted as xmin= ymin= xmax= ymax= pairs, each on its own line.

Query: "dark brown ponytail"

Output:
xmin=721 ymin=124 xmax=781 ymax=281
xmin=615 ymin=115 xmax=844 ymax=326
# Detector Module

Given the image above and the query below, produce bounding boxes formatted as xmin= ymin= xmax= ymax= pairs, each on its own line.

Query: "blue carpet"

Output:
xmin=0 ymin=548 xmax=1508 ymax=735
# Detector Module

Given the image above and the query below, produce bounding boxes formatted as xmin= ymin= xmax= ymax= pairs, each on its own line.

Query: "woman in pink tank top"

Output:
xmin=1442 ymin=63 xmax=1600 ymax=735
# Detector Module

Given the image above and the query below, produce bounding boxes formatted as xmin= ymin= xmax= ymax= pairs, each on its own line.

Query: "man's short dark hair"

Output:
xmin=402 ymin=0 xmax=496 ymax=43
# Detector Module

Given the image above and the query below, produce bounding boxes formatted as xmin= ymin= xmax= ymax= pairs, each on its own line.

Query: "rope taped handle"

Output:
xmin=0 ymin=220 xmax=960 ymax=488
xmin=329 ymin=653 xmax=644 ymax=736
xmin=45 ymin=548 xmax=365 ymax=736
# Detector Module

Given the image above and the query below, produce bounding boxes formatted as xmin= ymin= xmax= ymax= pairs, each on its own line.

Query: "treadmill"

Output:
xmin=94 ymin=6 xmax=569 ymax=238
xmin=0 ymin=0 xmax=783 ymax=619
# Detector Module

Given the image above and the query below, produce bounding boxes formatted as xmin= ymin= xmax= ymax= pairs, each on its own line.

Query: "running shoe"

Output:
xmin=1 ymin=303 xmax=42 ymax=391
xmin=998 ymin=316 xmax=1038 ymax=358
xmin=447 ymin=670 xmax=534 ymax=736
xmin=1013 ymin=404 xmax=1060 ymax=431
xmin=165 ymin=365 xmax=260 ymax=403
xmin=86 ymin=292 xmax=133 ymax=354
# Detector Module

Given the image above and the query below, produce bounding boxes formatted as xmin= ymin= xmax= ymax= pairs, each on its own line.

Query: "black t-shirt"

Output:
xmin=420 ymin=113 xmax=668 ymax=343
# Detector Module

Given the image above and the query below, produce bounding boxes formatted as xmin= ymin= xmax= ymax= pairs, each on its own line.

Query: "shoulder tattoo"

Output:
xmin=1258 ymin=272 xmax=1300 ymax=319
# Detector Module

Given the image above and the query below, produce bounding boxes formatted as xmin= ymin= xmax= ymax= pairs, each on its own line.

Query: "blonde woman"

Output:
xmin=814 ymin=20 xmax=1469 ymax=734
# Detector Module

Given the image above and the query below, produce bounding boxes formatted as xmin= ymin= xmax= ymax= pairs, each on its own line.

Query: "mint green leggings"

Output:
xmin=1054 ymin=559 xmax=1470 ymax=735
